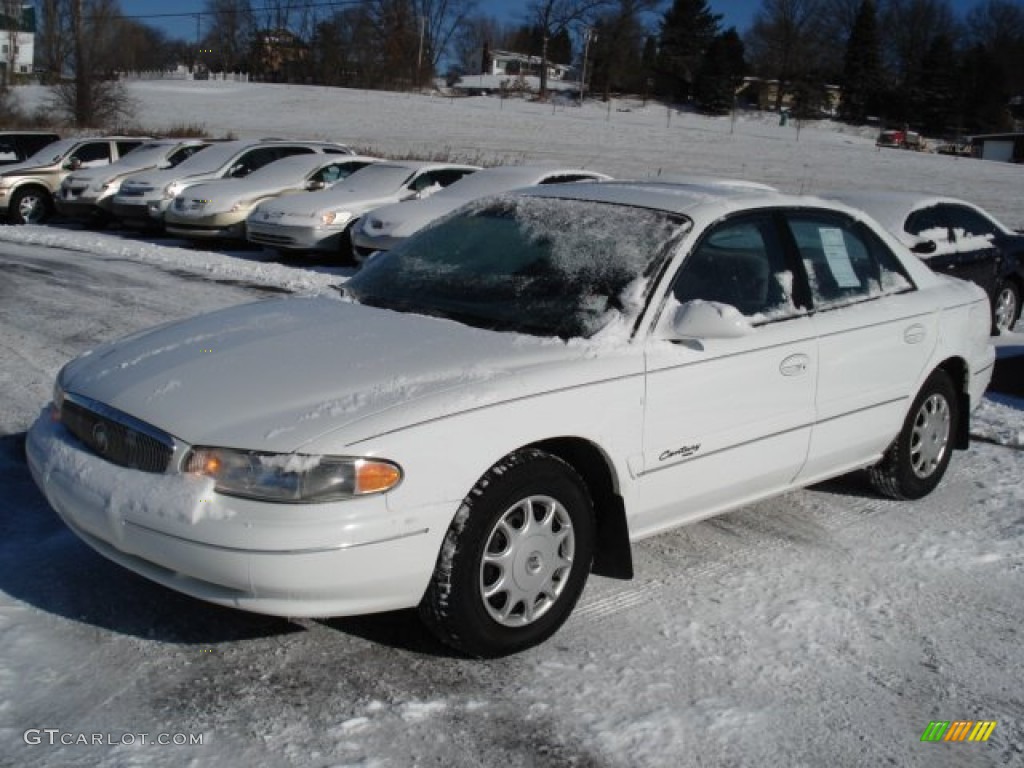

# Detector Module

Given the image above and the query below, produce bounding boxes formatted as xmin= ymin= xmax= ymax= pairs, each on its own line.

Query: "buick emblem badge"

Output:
xmin=92 ymin=423 xmax=110 ymax=455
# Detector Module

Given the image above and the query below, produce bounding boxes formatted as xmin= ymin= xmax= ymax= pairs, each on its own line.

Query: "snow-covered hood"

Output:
xmin=58 ymin=296 xmax=631 ymax=454
xmin=363 ymin=195 xmax=471 ymax=238
xmin=260 ymin=186 xmax=401 ymax=217
xmin=176 ymin=176 xmax=300 ymax=211
xmin=0 ymin=160 xmax=59 ymax=178
xmin=120 ymin=167 xmax=210 ymax=192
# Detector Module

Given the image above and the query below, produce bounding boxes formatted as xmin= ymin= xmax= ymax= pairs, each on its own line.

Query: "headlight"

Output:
xmin=51 ymin=381 xmax=66 ymax=422
xmin=184 ymin=447 xmax=402 ymax=502
xmin=163 ymin=182 xmax=184 ymax=199
xmin=320 ymin=210 xmax=351 ymax=227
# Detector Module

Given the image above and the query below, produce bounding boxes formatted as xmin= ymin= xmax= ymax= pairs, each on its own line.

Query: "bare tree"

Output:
xmin=527 ymin=0 xmax=610 ymax=97
xmin=450 ymin=14 xmax=510 ymax=77
xmin=1 ymin=0 xmax=24 ymax=86
xmin=202 ymin=0 xmax=256 ymax=72
xmin=41 ymin=0 xmax=136 ymax=128
xmin=746 ymin=0 xmax=829 ymax=111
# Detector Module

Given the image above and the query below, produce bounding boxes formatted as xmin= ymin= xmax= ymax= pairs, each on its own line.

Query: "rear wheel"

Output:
xmin=992 ymin=280 xmax=1020 ymax=334
xmin=419 ymin=449 xmax=595 ymax=657
xmin=9 ymin=187 xmax=52 ymax=225
xmin=868 ymin=370 xmax=957 ymax=500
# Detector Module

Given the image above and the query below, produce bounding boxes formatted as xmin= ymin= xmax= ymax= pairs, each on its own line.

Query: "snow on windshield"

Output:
xmin=241 ymin=155 xmax=324 ymax=185
xmin=347 ymin=195 xmax=689 ymax=339
xmin=328 ymin=164 xmax=414 ymax=196
xmin=26 ymin=139 xmax=78 ymax=164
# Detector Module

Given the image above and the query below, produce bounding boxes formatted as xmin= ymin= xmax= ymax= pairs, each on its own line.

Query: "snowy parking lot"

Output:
xmin=1 ymin=82 xmax=1023 ymax=767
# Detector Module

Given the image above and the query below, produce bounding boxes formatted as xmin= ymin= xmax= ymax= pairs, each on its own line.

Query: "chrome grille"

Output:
xmin=61 ymin=398 xmax=175 ymax=473
xmin=248 ymin=231 xmax=296 ymax=246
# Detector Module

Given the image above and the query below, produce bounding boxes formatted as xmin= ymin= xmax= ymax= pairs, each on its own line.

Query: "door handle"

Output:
xmin=903 ymin=323 xmax=926 ymax=344
xmin=780 ymin=353 xmax=810 ymax=376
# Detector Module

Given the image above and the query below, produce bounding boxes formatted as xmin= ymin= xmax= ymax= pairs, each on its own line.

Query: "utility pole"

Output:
xmin=578 ymin=28 xmax=595 ymax=107
xmin=73 ymin=0 xmax=90 ymax=126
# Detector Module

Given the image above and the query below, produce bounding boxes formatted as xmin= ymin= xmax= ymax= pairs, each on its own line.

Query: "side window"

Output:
xmin=671 ymin=215 xmax=797 ymax=320
xmin=539 ymin=174 xmax=597 ymax=184
xmin=278 ymin=146 xmax=315 ymax=160
xmin=71 ymin=142 xmax=112 ymax=167
xmin=227 ymin=148 xmax=277 ymax=177
xmin=942 ymin=205 xmax=999 ymax=241
xmin=314 ymin=162 xmax=362 ymax=185
xmin=410 ymin=172 xmax=444 ymax=193
xmin=906 ymin=206 xmax=949 ymax=243
xmin=786 ymin=213 xmax=913 ymax=309
xmin=116 ymin=141 xmax=143 ymax=156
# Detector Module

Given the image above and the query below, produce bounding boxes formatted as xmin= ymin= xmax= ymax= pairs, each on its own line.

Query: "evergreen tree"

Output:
xmin=839 ymin=0 xmax=883 ymax=123
xmin=917 ymin=34 xmax=958 ymax=134
xmin=656 ymin=0 xmax=721 ymax=102
xmin=693 ymin=28 xmax=746 ymax=114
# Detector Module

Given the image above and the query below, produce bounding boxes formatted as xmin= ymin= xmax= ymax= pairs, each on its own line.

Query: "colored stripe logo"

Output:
xmin=921 ymin=721 xmax=997 ymax=742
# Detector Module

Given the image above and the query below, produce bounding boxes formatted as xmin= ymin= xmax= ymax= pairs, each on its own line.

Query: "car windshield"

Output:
xmin=166 ymin=142 xmax=251 ymax=174
xmin=329 ymin=164 xmax=416 ymax=196
xmin=26 ymin=139 xmax=79 ymax=164
xmin=346 ymin=195 xmax=689 ymax=339
xmin=240 ymin=154 xmax=324 ymax=185
xmin=431 ymin=168 xmax=540 ymax=199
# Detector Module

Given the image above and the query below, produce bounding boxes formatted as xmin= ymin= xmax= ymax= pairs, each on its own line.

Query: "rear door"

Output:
xmin=786 ymin=210 xmax=939 ymax=482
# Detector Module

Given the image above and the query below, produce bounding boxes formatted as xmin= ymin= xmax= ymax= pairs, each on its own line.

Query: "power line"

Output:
xmin=98 ymin=1 xmax=363 ymax=24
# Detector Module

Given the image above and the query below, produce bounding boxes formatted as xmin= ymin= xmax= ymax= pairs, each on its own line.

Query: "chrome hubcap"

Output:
xmin=17 ymin=194 xmax=45 ymax=224
xmin=910 ymin=393 xmax=950 ymax=479
xmin=479 ymin=495 xmax=575 ymax=627
xmin=994 ymin=287 xmax=1018 ymax=332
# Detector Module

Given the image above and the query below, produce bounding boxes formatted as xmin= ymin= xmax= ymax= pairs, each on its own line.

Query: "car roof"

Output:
xmin=518 ymin=179 xmax=786 ymax=216
xmin=820 ymin=191 xmax=1004 ymax=236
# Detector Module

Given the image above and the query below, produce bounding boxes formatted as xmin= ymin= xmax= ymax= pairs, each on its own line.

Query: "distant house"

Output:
xmin=253 ymin=28 xmax=307 ymax=81
xmin=484 ymin=49 xmax=572 ymax=82
xmin=736 ymin=77 xmax=841 ymax=116
xmin=969 ymin=133 xmax=1024 ymax=163
xmin=0 ymin=2 xmax=35 ymax=85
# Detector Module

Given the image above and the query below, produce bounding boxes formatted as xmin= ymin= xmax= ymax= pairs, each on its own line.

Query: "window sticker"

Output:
xmin=819 ymin=227 xmax=861 ymax=288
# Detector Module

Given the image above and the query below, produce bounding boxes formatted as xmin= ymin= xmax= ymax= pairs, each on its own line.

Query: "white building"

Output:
xmin=1 ymin=2 xmax=35 ymax=84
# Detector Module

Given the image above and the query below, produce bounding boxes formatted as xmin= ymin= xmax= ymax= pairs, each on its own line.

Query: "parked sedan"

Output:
xmin=27 ymin=182 xmax=993 ymax=657
xmin=352 ymin=165 xmax=610 ymax=260
xmin=164 ymin=154 xmax=382 ymax=241
xmin=56 ymin=139 xmax=212 ymax=225
xmin=823 ymin=192 xmax=1023 ymax=334
xmin=246 ymin=160 xmax=479 ymax=258
xmin=112 ymin=139 xmax=352 ymax=227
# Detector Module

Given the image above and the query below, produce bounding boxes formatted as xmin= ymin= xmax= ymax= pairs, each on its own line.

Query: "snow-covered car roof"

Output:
xmin=425 ymin=165 xmax=611 ymax=199
xmin=820 ymin=190 xmax=1012 ymax=242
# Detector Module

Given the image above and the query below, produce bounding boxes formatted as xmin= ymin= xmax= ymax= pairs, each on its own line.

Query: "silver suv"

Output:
xmin=112 ymin=139 xmax=352 ymax=227
xmin=0 ymin=136 xmax=149 ymax=224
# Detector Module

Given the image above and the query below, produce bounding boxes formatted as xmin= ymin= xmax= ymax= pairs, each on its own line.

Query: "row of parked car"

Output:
xmin=1 ymin=130 xmax=1021 ymax=334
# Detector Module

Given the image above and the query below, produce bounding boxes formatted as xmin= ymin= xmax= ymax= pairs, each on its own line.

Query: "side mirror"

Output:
xmin=64 ymin=157 xmax=82 ymax=171
xmin=306 ymin=179 xmax=327 ymax=191
xmin=911 ymin=239 xmax=937 ymax=255
xmin=227 ymin=163 xmax=247 ymax=178
xmin=660 ymin=300 xmax=754 ymax=340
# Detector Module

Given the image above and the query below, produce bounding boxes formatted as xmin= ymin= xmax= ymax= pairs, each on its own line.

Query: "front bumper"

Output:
xmin=112 ymin=196 xmax=170 ymax=223
xmin=26 ymin=412 xmax=450 ymax=618
xmin=351 ymin=230 xmax=403 ymax=261
xmin=165 ymin=210 xmax=247 ymax=240
xmin=246 ymin=220 xmax=342 ymax=251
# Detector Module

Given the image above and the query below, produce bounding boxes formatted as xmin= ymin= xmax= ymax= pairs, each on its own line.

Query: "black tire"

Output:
xmin=992 ymin=280 xmax=1020 ymax=335
xmin=419 ymin=449 xmax=595 ymax=657
xmin=9 ymin=186 xmax=53 ymax=225
xmin=335 ymin=221 xmax=358 ymax=267
xmin=868 ymin=369 xmax=958 ymax=500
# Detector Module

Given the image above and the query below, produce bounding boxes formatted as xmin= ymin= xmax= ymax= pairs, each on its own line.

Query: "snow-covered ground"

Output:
xmin=1 ymin=81 xmax=1023 ymax=767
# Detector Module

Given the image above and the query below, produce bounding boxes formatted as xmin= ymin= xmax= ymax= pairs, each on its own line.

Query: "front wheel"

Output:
xmin=9 ymin=187 xmax=53 ymax=225
xmin=992 ymin=280 xmax=1020 ymax=334
xmin=419 ymin=449 xmax=595 ymax=657
xmin=868 ymin=369 xmax=957 ymax=500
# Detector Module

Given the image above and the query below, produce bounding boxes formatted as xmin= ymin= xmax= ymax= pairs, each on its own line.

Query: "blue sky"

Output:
xmin=118 ymin=0 xmax=981 ymax=45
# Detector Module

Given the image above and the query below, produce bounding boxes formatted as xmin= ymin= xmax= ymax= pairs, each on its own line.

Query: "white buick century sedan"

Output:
xmin=27 ymin=181 xmax=994 ymax=657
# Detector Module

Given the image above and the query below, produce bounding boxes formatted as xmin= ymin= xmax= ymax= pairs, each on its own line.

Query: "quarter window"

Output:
xmin=786 ymin=213 xmax=912 ymax=308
